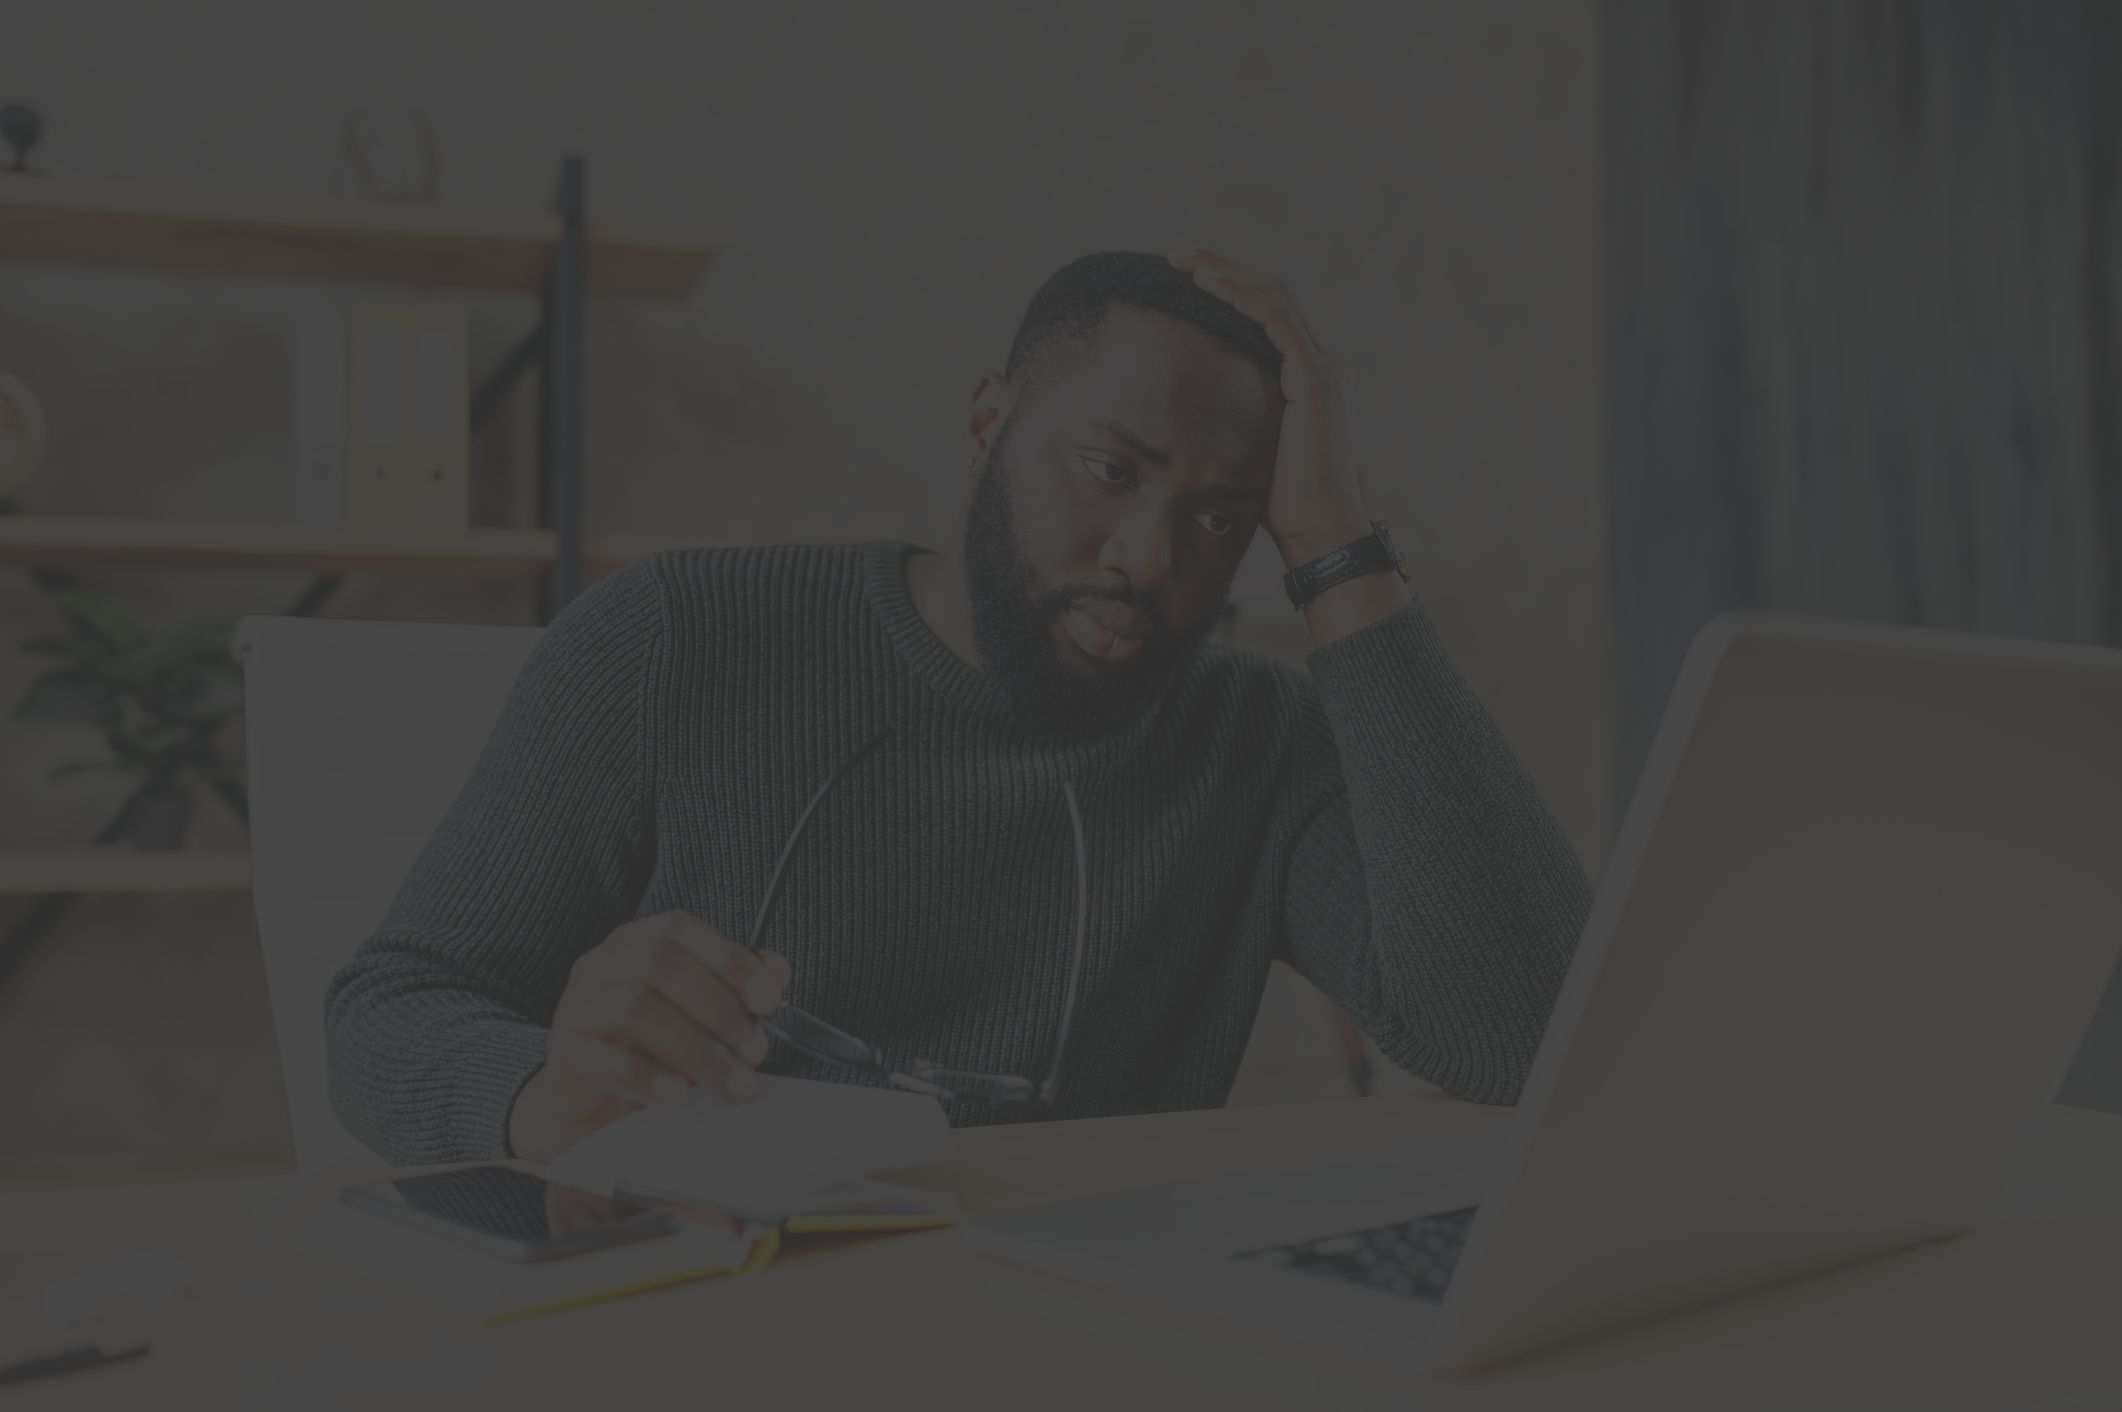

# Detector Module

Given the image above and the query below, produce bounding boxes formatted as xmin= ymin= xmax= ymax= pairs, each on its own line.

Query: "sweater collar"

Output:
xmin=859 ymin=539 xmax=1169 ymax=766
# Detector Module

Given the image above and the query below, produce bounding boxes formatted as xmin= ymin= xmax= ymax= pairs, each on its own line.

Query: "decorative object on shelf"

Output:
xmin=296 ymin=302 xmax=472 ymax=530
xmin=0 ymin=370 xmax=47 ymax=500
xmin=331 ymin=106 xmax=437 ymax=202
xmin=0 ymin=102 xmax=41 ymax=175
xmin=12 ymin=586 xmax=247 ymax=851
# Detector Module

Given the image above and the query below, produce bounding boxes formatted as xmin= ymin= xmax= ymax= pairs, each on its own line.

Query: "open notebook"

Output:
xmin=547 ymin=1075 xmax=958 ymax=1230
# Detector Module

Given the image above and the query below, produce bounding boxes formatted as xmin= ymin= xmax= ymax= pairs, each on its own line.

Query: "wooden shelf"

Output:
xmin=0 ymin=515 xmax=715 ymax=580
xmin=0 ymin=1148 xmax=294 ymax=1193
xmin=0 ymin=846 xmax=253 ymax=894
xmin=0 ymin=515 xmax=561 ymax=579
xmin=0 ymin=178 xmax=712 ymax=297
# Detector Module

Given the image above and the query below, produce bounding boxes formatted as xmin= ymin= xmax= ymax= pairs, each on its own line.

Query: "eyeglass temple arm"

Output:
xmin=1039 ymin=779 xmax=1088 ymax=1105
xmin=745 ymin=725 xmax=892 ymax=954
xmin=749 ymin=728 xmax=1084 ymax=1109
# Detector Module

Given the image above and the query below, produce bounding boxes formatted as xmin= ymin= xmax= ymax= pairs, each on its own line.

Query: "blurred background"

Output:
xmin=0 ymin=0 xmax=2113 ymax=1182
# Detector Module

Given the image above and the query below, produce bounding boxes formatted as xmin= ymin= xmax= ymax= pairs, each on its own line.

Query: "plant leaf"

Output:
xmin=47 ymin=759 xmax=126 ymax=782
xmin=48 ymin=586 xmax=145 ymax=653
xmin=13 ymin=668 xmax=119 ymax=725
xmin=152 ymin=670 xmax=243 ymax=724
xmin=166 ymin=617 xmax=237 ymax=662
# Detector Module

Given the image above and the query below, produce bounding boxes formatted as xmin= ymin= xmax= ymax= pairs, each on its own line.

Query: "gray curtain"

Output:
xmin=1606 ymin=0 xmax=2122 ymax=1109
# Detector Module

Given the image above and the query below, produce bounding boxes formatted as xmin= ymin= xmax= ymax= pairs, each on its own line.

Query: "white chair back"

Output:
xmin=236 ymin=615 xmax=540 ymax=1170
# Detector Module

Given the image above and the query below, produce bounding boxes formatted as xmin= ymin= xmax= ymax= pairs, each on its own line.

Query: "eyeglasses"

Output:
xmin=744 ymin=726 xmax=1087 ymax=1108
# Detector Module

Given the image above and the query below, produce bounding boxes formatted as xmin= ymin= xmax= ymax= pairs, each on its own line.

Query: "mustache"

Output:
xmin=1033 ymin=584 xmax=1168 ymax=637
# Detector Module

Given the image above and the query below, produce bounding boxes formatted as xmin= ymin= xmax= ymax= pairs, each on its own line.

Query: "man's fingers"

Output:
xmin=615 ymin=990 xmax=759 ymax=1103
xmin=1196 ymin=266 xmax=1310 ymax=341
xmin=571 ymin=991 xmax=758 ymax=1105
xmin=570 ymin=1036 xmax=685 ymax=1108
xmin=1170 ymin=245 xmax=1285 ymax=297
xmin=642 ymin=942 xmax=771 ymax=1063
xmin=1191 ymin=274 xmax=1318 ymax=366
xmin=1287 ymin=298 xmax=1330 ymax=361
xmin=634 ymin=911 xmax=787 ymax=1015
xmin=1169 ymin=242 xmax=1237 ymax=271
xmin=1202 ymin=263 xmax=1287 ymax=301
xmin=1169 ymin=249 xmax=1328 ymax=368
xmin=1199 ymin=280 xmax=1333 ymax=388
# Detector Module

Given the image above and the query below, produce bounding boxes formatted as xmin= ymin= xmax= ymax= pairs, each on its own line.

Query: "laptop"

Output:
xmin=961 ymin=612 xmax=2122 ymax=1374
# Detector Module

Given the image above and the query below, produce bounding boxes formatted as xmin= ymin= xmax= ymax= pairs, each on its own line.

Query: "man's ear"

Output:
xmin=966 ymin=371 xmax=1017 ymax=477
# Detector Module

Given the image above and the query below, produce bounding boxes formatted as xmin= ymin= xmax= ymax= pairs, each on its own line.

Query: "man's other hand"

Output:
xmin=506 ymin=912 xmax=790 ymax=1164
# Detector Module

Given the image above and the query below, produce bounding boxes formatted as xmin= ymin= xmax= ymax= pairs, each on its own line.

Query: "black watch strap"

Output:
xmin=1282 ymin=520 xmax=1410 ymax=610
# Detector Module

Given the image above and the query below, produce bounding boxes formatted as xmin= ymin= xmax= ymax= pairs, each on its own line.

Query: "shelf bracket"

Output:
xmin=537 ymin=157 xmax=589 ymax=623
xmin=469 ymin=325 xmax=545 ymax=433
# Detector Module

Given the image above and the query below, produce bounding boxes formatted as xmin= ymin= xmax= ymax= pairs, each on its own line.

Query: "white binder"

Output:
xmin=344 ymin=306 xmax=409 ymax=530
xmin=291 ymin=320 xmax=346 ymax=526
xmin=404 ymin=306 xmax=469 ymax=531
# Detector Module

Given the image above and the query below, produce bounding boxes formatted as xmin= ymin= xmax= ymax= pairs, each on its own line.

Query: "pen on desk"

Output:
xmin=0 ymin=1336 xmax=151 ymax=1387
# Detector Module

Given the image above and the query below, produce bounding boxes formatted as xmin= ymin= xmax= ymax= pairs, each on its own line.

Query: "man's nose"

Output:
xmin=1096 ymin=498 xmax=1177 ymax=596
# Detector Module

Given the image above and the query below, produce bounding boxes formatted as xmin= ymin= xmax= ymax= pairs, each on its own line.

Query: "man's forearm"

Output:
xmin=1284 ymin=600 xmax=1594 ymax=1103
xmin=321 ymin=558 xmax=664 ymax=1163
xmin=325 ymin=944 xmax=553 ymax=1164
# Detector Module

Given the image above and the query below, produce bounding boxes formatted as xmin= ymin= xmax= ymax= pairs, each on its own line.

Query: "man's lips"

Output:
xmin=1060 ymin=602 xmax=1149 ymax=663
xmin=1070 ymin=599 xmax=1152 ymax=637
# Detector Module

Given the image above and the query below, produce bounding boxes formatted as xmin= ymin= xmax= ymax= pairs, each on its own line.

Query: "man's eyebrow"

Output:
xmin=1089 ymin=422 xmax=1170 ymax=465
xmin=1086 ymin=422 xmax=1265 ymax=502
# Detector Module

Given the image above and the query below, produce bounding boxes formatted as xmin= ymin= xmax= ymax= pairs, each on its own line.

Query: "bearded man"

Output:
xmin=325 ymin=247 xmax=1593 ymax=1165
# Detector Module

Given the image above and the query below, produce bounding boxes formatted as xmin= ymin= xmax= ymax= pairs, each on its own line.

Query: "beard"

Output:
xmin=961 ymin=421 xmax=1222 ymax=738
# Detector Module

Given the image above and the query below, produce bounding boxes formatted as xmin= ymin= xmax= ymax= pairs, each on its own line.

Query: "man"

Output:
xmin=326 ymin=247 xmax=1593 ymax=1166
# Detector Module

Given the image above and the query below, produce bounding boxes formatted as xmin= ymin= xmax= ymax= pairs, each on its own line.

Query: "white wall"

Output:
xmin=0 ymin=1 xmax=1605 ymax=1139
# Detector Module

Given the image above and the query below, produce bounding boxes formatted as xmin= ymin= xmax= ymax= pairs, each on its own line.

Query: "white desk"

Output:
xmin=6 ymin=1095 xmax=2122 ymax=1410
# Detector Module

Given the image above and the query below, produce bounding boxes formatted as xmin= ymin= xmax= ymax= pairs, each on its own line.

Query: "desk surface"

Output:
xmin=7 ymin=1094 xmax=2122 ymax=1411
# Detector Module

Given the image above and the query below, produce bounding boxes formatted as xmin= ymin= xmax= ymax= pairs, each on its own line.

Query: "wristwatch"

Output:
xmin=1282 ymin=520 xmax=1410 ymax=610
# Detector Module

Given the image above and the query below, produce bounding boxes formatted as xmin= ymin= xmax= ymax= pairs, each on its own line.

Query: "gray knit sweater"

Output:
xmin=325 ymin=540 xmax=1593 ymax=1164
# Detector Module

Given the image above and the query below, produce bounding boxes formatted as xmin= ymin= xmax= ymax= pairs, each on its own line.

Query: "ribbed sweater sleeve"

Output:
xmin=1277 ymin=600 xmax=1593 ymax=1105
xmin=322 ymin=561 xmax=666 ymax=1163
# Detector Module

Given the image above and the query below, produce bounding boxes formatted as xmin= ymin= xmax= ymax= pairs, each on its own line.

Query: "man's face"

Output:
xmin=962 ymin=306 xmax=1282 ymax=735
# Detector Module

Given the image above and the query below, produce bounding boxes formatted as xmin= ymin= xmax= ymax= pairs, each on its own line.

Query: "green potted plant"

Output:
xmin=12 ymin=584 xmax=247 ymax=850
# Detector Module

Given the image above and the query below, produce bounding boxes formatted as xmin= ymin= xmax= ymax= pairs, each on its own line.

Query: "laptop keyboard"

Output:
xmin=1232 ymin=1206 xmax=1479 ymax=1303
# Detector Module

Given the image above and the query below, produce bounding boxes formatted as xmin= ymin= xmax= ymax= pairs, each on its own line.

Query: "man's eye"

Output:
xmin=1076 ymin=456 xmax=1131 ymax=486
xmin=1195 ymin=510 xmax=1235 ymax=537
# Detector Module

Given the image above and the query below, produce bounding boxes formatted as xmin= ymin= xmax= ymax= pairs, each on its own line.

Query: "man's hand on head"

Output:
xmin=1170 ymin=244 xmax=1408 ymax=645
xmin=506 ymin=911 xmax=790 ymax=1165
xmin=1167 ymin=244 xmax=1370 ymax=567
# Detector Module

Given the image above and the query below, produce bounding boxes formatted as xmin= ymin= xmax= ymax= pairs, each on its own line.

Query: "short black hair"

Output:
xmin=1002 ymin=251 xmax=1282 ymax=393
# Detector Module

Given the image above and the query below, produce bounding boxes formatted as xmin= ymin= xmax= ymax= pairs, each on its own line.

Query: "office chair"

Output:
xmin=237 ymin=615 xmax=541 ymax=1170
